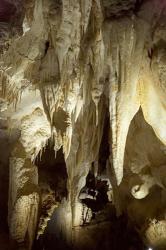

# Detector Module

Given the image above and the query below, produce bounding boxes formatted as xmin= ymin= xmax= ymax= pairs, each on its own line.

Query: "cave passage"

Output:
xmin=34 ymin=143 xmax=69 ymax=250
xmin=35 ymin=143 xmax=68 ymax=202
xmin=76 ymin=107 xmax=147 ymax=250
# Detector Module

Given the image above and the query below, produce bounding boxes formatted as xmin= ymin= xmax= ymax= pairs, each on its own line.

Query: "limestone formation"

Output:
xmin=0 ymin=0 xmax=165 ymax=249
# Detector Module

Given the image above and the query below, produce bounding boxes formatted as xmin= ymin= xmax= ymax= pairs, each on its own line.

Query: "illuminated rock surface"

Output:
xmin=0 ymin=0 xmax=165 ymax=249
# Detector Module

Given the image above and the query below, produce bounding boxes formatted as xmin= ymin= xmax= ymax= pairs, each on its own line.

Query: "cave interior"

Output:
xmin=0 ymin=0 xmax=166 ymax=250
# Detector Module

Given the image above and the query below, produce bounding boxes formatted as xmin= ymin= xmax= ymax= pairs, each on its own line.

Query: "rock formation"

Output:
xmin=0 ymin=0 xmax=166 ymax=249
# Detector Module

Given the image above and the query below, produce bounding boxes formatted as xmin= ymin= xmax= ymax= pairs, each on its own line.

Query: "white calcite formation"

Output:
xmin=0 ymin=0 xmax=166 ymax=249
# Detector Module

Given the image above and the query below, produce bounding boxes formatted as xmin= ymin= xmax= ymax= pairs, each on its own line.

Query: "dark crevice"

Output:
xmin=98 ymin=107 xmax=110 ymax=175
xmin=44 ymin=41 xmax=50 ymax=56
xmin=134 ymin=0 xmax=144 ymax=14
xmin=34 ymin=143 xmax=68 ymax=250
xmin=35 ymin=143 xmax=68 ymax=202
xmin=148 ymin=47 xmax=154 ymax=60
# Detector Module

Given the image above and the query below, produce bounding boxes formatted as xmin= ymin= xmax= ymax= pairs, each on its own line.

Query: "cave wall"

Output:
xmin=120 ymin=109 xmax=166 ymax=248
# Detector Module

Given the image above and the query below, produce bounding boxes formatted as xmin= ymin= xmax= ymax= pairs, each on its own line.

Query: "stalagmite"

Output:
xmin=8 ymin=141 xmax=39 ymax=249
